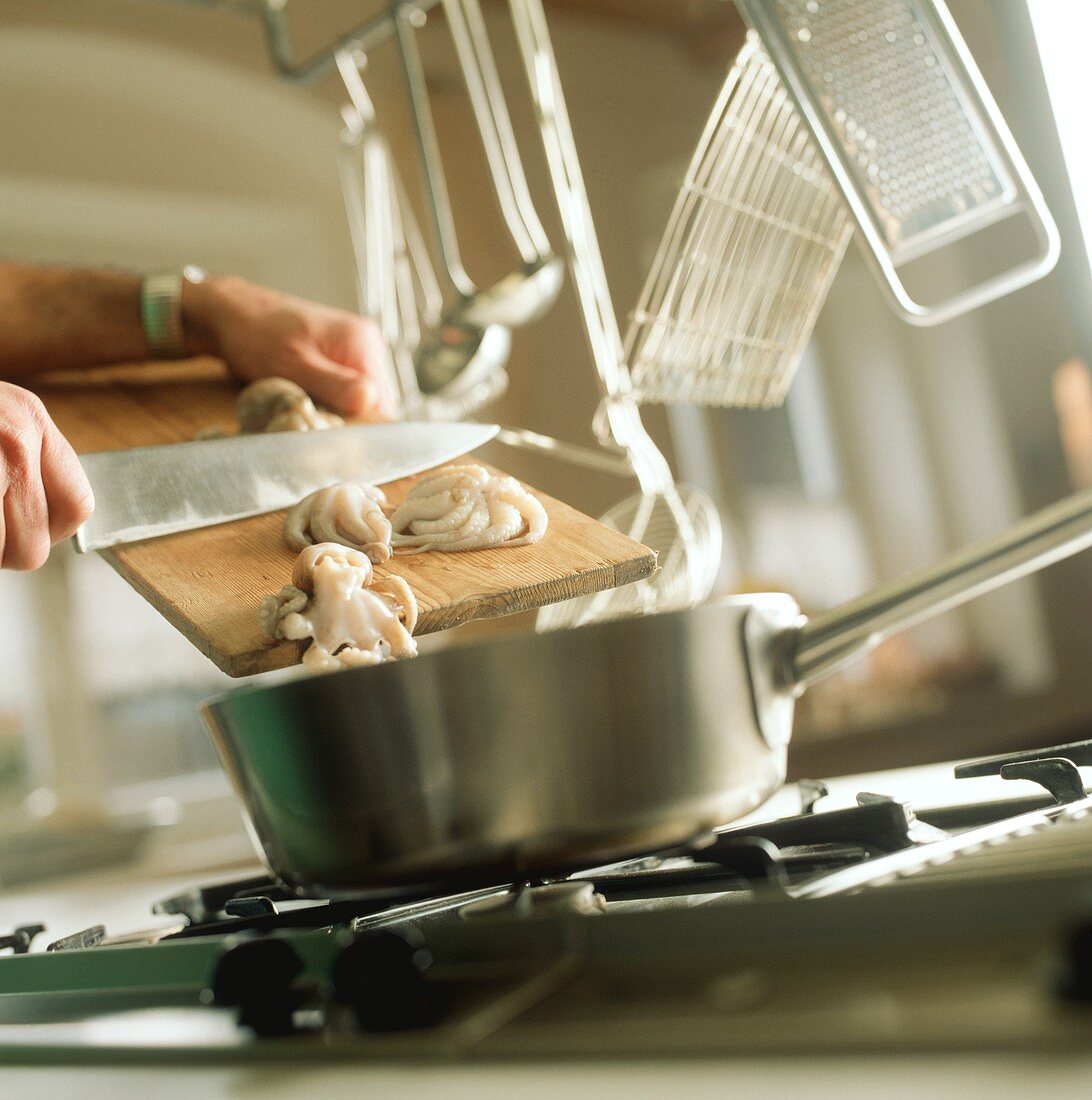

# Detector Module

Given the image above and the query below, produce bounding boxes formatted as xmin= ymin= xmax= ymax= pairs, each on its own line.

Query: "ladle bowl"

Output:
xmin=414 ymin=320 xmax=512 ymax=397
xmin=454 ymin=255 xmax=565 ymax=329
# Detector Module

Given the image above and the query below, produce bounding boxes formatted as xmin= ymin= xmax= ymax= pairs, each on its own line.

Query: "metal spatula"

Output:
xmin=505 ymin=0 xmax=723 ymax=630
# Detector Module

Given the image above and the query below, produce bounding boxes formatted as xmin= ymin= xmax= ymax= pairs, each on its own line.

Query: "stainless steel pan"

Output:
xmin=200 ymin=489 xmax=1092 ymax=897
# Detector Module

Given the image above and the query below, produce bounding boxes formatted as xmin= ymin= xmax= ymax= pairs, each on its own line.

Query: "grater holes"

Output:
xmin=773 ymin=0 xmax=1011 ymax=249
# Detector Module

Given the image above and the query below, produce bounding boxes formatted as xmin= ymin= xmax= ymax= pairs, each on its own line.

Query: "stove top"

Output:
xmin=4 ymin=739 xmax=1092 ymax=1059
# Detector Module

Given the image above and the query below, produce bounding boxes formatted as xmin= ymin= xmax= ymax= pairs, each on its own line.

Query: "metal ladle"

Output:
xmin=390 ymin=0 xmax=516 ymax=395
xmin=441 ymin=0 xmax=563 ymax=327
xmin=337 ymin=48 xmax=512 ymax=416
xmin=395 ymin=0 xmax=567 ymax=393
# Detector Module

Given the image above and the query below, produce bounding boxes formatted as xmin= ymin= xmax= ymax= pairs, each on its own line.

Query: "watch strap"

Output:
xmin=140 ymin=265 xmax=206 ymax=360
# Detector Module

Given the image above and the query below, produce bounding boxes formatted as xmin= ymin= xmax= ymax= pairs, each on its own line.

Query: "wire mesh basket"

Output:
xmin=625 ymin=34 xmax=852 ymax=410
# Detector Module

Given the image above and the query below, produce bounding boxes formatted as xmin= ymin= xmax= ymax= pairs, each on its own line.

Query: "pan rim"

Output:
xmin=200 ymin=591 xmax=801 ymax=711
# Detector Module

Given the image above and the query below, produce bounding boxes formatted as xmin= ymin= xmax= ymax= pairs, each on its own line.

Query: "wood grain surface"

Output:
xmin=33 ymin=361 xmax=657 ymax=677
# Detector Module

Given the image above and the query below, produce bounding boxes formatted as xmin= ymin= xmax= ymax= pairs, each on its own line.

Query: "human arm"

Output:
xmin=0 ymin=262 xmax=395 ymax=570
xmin=0 ymin=263 xmax=394 ymax=419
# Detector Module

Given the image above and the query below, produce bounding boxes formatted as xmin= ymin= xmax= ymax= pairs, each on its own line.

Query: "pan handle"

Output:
xmin=781 ymin=488 xmax=1092 ymax=692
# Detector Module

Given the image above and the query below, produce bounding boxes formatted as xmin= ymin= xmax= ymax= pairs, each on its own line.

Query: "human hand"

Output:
xmin=182 ymin=276 xmax=395 ymax=420
xmin=0 ymin=382 xmax=94 ymax=570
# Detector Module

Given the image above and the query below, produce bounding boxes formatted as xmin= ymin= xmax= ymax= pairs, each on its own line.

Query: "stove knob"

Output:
xmin=0 ymin=924 xmax=45 ymax=955
xmin=330 ymin=927 xmax=444 ymax=1032
xmin=207 ymin=937 xmax=307 ymax=1036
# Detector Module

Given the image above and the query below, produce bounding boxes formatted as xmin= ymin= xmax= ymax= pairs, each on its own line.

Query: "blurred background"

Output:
xmin=1 ymin=0 xmax=1092 ymax=873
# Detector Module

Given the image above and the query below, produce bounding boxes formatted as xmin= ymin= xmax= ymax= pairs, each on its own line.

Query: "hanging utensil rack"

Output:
xmin=158 ymin=0 xmax=443 ymax=84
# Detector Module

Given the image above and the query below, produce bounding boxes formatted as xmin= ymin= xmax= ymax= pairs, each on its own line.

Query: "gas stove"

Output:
xmin=4 ymin=739 xmax=1092 ymax=1061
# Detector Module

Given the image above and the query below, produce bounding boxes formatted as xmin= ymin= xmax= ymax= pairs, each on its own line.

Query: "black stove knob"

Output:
xmin=330 ymin=927 xmax=444 ymax=1032
xmin=0 ymin=924 xmax=45 ymax=955
xmin=207 ymin=937 xmax=308 ymax=1036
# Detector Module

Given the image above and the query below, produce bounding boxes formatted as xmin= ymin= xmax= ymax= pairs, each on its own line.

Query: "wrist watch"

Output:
xmin=140 ymin=265 xmax=207 ymax=360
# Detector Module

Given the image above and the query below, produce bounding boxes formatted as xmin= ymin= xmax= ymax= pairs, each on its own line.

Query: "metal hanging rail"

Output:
xmin=159 ymin=0 xmax=444 ymax=84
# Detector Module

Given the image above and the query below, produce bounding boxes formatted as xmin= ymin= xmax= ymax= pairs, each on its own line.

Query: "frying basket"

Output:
xmin=626 ymin=33 xmax=852 ymax=410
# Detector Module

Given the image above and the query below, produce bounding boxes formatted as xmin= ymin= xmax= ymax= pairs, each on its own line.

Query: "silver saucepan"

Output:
xmin=201 ymin=489 xmax=1092 ymax=897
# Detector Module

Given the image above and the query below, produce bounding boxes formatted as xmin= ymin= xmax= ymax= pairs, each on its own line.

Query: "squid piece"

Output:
xmin=284 ymin=483 xmax=392 ymax=563
xmin=389 ymin=464 xmax=548 ymax=554
xmin=258 ymin=543 xmax=417 ymax=673
xmin=236 ymin=378 xmax=344 ymax=434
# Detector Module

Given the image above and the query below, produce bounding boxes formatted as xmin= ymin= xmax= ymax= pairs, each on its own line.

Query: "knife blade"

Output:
xmin=73 ymin=421 xmax=499 ymax=552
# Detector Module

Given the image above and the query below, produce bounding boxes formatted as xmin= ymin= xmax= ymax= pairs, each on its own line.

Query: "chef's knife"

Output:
xmin=73 ymin=421 xmax=499 ymax=552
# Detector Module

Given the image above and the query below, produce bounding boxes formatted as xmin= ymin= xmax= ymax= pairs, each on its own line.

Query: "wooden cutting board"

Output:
xmin=32 ymin=361 xmax=657 ymax=677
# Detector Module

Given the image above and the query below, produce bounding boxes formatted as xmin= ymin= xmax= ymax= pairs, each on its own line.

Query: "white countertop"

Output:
xmin=4 ymin=1055 xmax=1091 ymax=1100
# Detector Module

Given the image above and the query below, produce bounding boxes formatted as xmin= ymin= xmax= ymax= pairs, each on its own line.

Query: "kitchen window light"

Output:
xmin=1028 ymin=1 xmax=1092 ymax=296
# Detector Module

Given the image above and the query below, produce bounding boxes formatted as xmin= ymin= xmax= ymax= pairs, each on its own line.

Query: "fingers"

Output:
xmin=1 ymin=427 xmax=50 ymax=571
xmin=291 ymin=342 xmax=395 ymax=422
xmin=40 ymin=420 xmax=94 ymax=542
xmin=0 ymin=384 xmax=93 ymax=571
xmin=352 ymin=316 xmax=397 ymax=419
xmin=283 ymin=313 xmax=395 ymax=420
